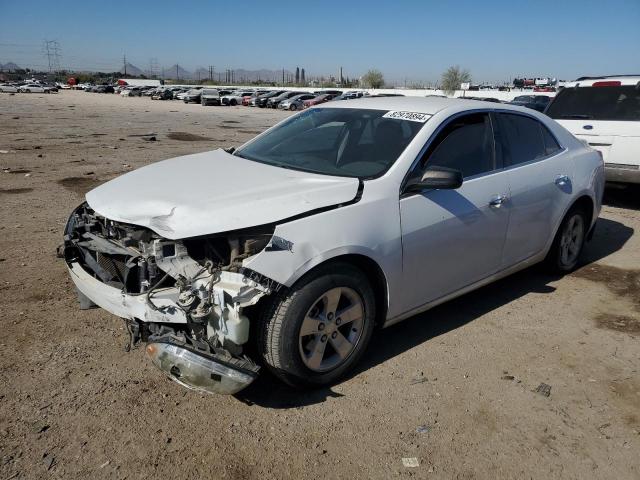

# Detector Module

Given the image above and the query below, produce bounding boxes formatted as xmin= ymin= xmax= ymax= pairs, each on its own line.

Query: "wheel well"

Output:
xmin=312 ymin=254 xmax=388 ymax=326
xmin=570 ymin=195 xmax=594 ymax=227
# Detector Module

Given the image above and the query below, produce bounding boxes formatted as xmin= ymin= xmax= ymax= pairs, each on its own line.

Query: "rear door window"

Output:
xmin=541 ymin=125 xmax=562 ymax=156
xmin=546 ymin=85 xmax=640 ymax=121
xmin=497 ymin=113 xmax=553 ymax=166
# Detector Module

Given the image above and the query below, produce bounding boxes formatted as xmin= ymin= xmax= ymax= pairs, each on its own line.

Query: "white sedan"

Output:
xmin=62 ymin=97 xmax=604 ymax=395
xmin=18 ymin=83 xmax=50 ymax=93
xmin=0 ymin=84 xmax=18 ymax=93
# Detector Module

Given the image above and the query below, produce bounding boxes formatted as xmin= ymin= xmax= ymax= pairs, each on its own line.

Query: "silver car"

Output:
xmin=278 ymin=93 xmax=317 ymax=110
xmin=62 ymin=97 xmax=604 ymax=395
xmin=0 ymin=83 xmax=19 ymax=93
xmin=200 ymin=88 xmax=221 ymax=106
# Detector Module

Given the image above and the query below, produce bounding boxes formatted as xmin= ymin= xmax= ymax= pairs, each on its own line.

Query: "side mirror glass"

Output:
xmin=405 ymin=166 xmax=463 ymax=193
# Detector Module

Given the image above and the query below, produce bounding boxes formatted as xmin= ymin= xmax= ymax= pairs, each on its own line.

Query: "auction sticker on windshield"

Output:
xmin=383 ymin=111 xmax=431 ymax=123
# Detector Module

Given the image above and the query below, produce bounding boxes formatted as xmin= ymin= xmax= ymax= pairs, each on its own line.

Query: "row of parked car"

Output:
xmin=78 ymin=82 xmax=554 ymax=113
xmin=0 ymin=81 xmax=59 ymax=93
xmin=130 ymin=85 xmax=378 ymax=110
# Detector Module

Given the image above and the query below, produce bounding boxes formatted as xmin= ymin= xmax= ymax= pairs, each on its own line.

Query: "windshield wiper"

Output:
xmin=559 ymin=114 xmax=593 ymax=119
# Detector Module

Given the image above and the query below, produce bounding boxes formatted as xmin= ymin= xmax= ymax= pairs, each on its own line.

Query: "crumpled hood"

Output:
xmin=86 ymin=149 xmax=360 ymax=239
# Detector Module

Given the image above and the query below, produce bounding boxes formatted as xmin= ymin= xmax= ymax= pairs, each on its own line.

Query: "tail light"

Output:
xmin=592 ymin=81 xmax=621 ymax=87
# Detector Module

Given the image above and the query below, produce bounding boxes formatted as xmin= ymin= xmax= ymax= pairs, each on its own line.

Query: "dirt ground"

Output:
xmin=0 ymin=91 xmax=639 ymax=480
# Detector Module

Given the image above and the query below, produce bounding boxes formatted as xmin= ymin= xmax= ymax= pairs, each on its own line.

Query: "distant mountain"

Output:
xmin=119 ymin=62 xmax=144 ymax=77
xmin=192 ymin=67 xmax=210 ymax=81
xmin=232 ymin=69 xmax=293 ymax=83
xmin=158 ymin=67 xmax=294 ymax=82
xmin=1 ymin=62 xmax=21 ymax=72
xmin=162 ymin=64 xmax=192 ymax=80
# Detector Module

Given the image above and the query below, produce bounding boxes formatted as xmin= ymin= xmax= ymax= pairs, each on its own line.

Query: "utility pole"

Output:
xmin=148 ymin=58 xmax=159 ymax=78
xmin=123 ymin=54 xmax=127 ymax=75
xmin=43 ymin=40 xmax=62 ymax=73
xmin=176 ymin=64 xmax=179 ymax=81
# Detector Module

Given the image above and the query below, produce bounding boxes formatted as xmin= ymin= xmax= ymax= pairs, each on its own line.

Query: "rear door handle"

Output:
xmin=489 ymin=194 xmax=507 ymax=207
xmin=555 ymin=174 xmax=570 ymax=186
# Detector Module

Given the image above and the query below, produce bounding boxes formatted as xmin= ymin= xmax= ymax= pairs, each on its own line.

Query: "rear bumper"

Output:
xmin=605 ymin=164 xmax=640 ymax=184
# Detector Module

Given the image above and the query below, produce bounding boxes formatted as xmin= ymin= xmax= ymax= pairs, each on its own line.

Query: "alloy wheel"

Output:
xmin=298 ymin=287 xmax=365 ymax=372
xmin=559 ymin=214 xmax=584 ymax=267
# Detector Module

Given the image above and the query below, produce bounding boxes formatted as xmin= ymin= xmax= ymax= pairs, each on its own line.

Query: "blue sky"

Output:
xmin=1 ymin=0 xmax=639 ymax=83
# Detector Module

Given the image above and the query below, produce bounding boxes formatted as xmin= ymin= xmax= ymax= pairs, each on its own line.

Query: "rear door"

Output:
xmin=496 ymin=112 xmax=573 ymax=266
xmin=399 ymin=112 xmax=511 ymax=311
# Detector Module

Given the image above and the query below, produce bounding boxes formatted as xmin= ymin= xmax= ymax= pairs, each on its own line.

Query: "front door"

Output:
xmin=399 ymin=112 xmax=511 ymax=312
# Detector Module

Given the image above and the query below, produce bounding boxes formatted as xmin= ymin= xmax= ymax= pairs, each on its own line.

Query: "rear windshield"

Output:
xmin=234 ymin=108 xmax=427 ymax=178
xmin=546 ymin=85 xmax=640 ymax=121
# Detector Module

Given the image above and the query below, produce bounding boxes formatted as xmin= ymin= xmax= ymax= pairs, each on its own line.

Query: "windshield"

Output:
xmin=513 ymin=95 xmax=535 ymax=102
xmin=546 ymin=85 xmax=640 ymax=121
xmin=234 ymin=108 xmax=427 ymax=178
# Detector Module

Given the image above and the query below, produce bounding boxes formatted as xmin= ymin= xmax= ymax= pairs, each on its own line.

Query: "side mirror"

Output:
xmin=405 ymin=166 xmax=463 ymax=193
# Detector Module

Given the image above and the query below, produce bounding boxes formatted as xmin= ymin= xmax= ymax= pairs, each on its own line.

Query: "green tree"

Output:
xmin=441 ymin=65 xmax=471 ymax=95
xmin=361 ymin=69 xmax=385 ymax=89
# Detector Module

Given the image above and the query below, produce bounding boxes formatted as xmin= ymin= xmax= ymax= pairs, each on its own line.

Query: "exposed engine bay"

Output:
xmin=62 ymin=203 xmax=282 ymax=394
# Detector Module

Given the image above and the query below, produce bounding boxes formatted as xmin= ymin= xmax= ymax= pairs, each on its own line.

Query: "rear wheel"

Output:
xmin=230 ymin=99 xmax=237 ymax=106
xmin=546 ymin=207 xmax=587 ymax=273
xmin=257 ymin=263 xmax=376 ymax=388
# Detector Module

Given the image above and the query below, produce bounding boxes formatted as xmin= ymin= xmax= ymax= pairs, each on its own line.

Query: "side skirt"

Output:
xmin=382 ymin=251 xmax=547 ymax=328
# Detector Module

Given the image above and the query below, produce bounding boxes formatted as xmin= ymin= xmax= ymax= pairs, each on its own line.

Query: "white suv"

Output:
xmin=546 ymin=75 xmax=640 ymax=184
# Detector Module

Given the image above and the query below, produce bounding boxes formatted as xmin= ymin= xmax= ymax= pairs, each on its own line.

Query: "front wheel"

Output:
xmin=257 ymin=263 xmax=376 ymax=388
xmin=289 ymin=104 xmax=297 ymax=111
xmin=546 ymin=207 xmax=587 ymax=273
xmin=230 ymin=99 xmax=237 ymax=106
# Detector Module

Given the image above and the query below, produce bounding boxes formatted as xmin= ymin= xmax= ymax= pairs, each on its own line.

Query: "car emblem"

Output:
xmin=583 ymin=125 xmax=593 ymax=130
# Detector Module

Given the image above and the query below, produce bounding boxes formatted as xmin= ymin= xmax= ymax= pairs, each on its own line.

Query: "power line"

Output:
xmin=42 ymin=40 xmax=61 ymax=73
xmin=149 ymin=57 xmax=159 ymax=78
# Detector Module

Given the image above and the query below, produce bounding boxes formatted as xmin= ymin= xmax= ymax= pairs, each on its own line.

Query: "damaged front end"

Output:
xmin=62 ymin=203 xmax=280 ymax=394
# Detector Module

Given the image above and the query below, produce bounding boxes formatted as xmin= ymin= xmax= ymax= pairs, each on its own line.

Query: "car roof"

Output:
xmin=563 ymin=76 xmax=640 ymax=87
xmin=319 ymin=95 xmax=533 ymax=116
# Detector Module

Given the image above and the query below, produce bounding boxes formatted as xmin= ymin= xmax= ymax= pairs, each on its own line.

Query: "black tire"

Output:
xmin=257 ymin=262 xmax=376 ymax=388
xmin=289 ymin=104 xmax=297 ymax=111
xmin=230 ymin=99 xmax=237 ymax=106
xmin=545 ymin=206 xmax=588 ymax=273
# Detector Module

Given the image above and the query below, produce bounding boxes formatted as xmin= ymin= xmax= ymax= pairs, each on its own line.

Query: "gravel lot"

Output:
xmin=1 ymin=91 xmax=639 ymax=480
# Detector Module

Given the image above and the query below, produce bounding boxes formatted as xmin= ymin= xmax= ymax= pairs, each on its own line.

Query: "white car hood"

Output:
xmin=86 ymin=149 xmax=360 ymax=239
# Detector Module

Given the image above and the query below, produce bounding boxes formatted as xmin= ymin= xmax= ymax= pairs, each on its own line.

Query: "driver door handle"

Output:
xmin=489 ymin=194 xmax=507 ymax=208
